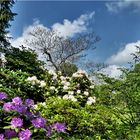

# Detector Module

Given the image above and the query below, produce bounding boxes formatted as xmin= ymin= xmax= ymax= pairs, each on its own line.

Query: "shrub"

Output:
xmin=0 ymin=68 xmax=45 ymax=102
xmin=0 ymin=92 xmax=66 ymax=140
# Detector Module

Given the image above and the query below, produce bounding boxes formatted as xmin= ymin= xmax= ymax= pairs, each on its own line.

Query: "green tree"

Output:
xmin=5 ymin=46 xmax=45 ymax=77
xmin=0 ymin=0 xmax=16 ymax=48
xmin=59 ymin=62 xmax=78 ymax=77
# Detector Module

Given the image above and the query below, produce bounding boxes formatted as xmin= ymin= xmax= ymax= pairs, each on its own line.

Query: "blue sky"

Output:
xmin=10 ymin=1 xmax=140 ymax=77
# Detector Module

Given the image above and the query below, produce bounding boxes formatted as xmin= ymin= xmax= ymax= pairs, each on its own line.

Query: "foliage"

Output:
xmin=36 ymin=97 xmax=121 ymax=139
xmin=94 ymin=63 xmax=140 ymax=139
xmin=5 ymin=46 xmax=45 ymax=77
xmin=59 ymin=62 xmax=78 ymax=77
xmin=0 ymin=68 xmax=45 ymax=102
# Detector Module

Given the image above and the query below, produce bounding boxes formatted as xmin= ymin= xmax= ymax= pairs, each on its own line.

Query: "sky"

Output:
xmin=9 ymin=0 xmax=140 ymax=78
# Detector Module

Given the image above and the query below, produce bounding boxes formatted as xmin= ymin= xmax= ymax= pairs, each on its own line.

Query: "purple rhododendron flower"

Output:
xmin=25 ymin=99 xmax=34 ymax=107
xmin=0 ymin=134 xmax=4 ymax=140
xmin=0 ymin=92 xmax=7 ymax=100
xmin=3 ymin=102 xmax=13 ymax=111
xmin=26 ymin=111 xmax=34 ymax=119
xmin=11 ymin=117 xmax=23 ymax=129
xmin=12 ymin=97 xmax=22 ymax=105
xmin=52 ymin=122 xmax=66 ymax=132
xmin=46 ymin=126 xmax=52 ymax=137
xmin=31 ymin=117 xmax=46 ymax=128
xmin=13 ymin=105 xmax=27 ymax=113
xmin=5 ymin=129 xmax=17 ymax=139
xmin=18 ymin=129 xmax=32 ymax=140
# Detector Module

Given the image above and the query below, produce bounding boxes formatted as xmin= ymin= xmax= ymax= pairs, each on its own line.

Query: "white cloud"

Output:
xmin=52 ymin=12 xmax=95 ymax=37
xmin=11 ymin=20 xmax=49 ymax=48
xmin=106 ymin=0 xmax=140 ymax=13
xmin=106 ymin=40 xmax=140 ymax=65
xmin=11 ymin=12 xmax=95 ymax=48
xmin=100 ymin=65 xmax=123 ymax=79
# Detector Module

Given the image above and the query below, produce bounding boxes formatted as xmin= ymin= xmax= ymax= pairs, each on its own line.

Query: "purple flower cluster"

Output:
xmin=3 ymin=97 xmax=34 ymax=114
xmin=31 ymin=117 xmax=46 ymax=128
xmin=0 ymin=92 xmax=7 ymax=100
xmin=0 ymin=134 xmax=4 ymax=140
xmin=3 ymin=97 xmax=24 ymax=113
xmin=52 ymin=122 xmax=66 ymax=132
xmin=19 ymin=129 xmax=32 ymax=140
xmin=5 ymin=129 xmax=17 ymax=139
xmin=12 ymin=97 xmax=23 ymax=105
xmin=25 ymin=99 xmax=34 ymax=107
xmin=3 ymin=102 xmax=13 ymax=111
xmin=1 ymin=93 xmax=66 ymax=139
xmin=11 ymin=117 xmax=23 ymax=129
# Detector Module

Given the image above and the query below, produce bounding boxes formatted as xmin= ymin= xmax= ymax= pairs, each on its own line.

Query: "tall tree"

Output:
xmin=0 ymin=0 xmax=16 ymax=49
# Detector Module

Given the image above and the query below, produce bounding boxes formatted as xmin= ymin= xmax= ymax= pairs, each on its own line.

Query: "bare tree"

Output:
xmin=25 ymin=26 xmax=100 ymax=71
xmin=80 ymin=60 xmax=108 ymax=73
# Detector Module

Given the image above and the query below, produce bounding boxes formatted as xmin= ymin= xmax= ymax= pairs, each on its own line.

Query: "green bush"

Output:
xmin=0 ymin=68 xmax=45 ymax=102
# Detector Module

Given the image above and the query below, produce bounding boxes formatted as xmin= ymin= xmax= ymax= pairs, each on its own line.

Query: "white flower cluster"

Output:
xmin=72 ymin=69 xmax=88 ymax=78
xmin=77 ymin=90 xmax=81 ymax=94
xmin=89 ymin=85 xmax=94 ymax=89
xmin=50 ymin=86 xmax=55 ymax=90
xmin=33 ymin=102 xmax=46 ymax=110
xmin=26 ymin=76 xmax=46 ymax=87
xmin=0 ymin=53 xmax=7 ymax=67
xmin=83 ymin=91 xmax=89 ymax=96
xmin=86 ymin=96 xmax=96 ymax=105
xmin=63 ymin=92 xmax=77 ymax=102
xmin=48 ymin=70 xmax=57 ymax=80
xmin=59 ymin=76 xmax=71 ymax=90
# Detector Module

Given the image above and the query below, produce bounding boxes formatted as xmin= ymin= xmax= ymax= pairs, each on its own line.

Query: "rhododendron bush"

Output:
xmin=0 ymin=92 xmax=66 ymax=140
xmin=1 ymin=62 xmax=140 ymax=139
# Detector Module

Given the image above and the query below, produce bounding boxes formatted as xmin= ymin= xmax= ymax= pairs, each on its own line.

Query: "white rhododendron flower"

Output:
xmin=48 ymin=70 xmax=57 ymax=80
xmin=0 ymin=53 xmax=7 ymax=67
xmin=33 ymin=104 xmax=38 ymax=109
xmin=90 ymin=85 xmax=95 ymax=89
xmin=50 ymin=86 xmax=55 ymax=90
xmin=27 ymin=76 xmax=47 ymax=87
xmin=86 ymin=100 xmax=93 ymax=105
xmin=58 ymin=71 xmax=62 ymax=75
xmin=26 ymin=76 xmax=39 ymax=85
xmin=69 ymin=95 xmax=77 ymax=102
xmin=71 ymin=97 xmax=77 ymax=102
xmin=68 ymin=95 xmax=74 ymax=99
xmin=64 ymin=82 xmax=70 ymax=86
xmin=39 ymin=80 xmax=46 ymax=87
xmin=60 ymin=76 xmax=66 ymax=81
xmin=68 ymin=91 xmax=74 ymax=95
xmin=63 ymin=94 xmax=69 ymax=100
xmin=87 ymin=96 xmax=96 ymax=105
xmin=53 ymin=75 xmax=57 ymax=80
xmin=48 ymin=70 xmax=56 ymax=75
xmin=27 ymin=76 xmax=37 ymax=82
xmin=40 ymin=102 xmax=46 ymax=106
xmin=61 ymin=80 xmax=66 ymax=85
xmin=63 ymin=94 xmax=77 ymax=102
xmin=77 ymin=90 xmax=81 ymax=94
xmin=83 ymin=91 xmax=89 ymax=96
xmin=72 ymin=69 xmax=88 ymax=78
xmin=63 ymin=85 xmax=69 ymax=90
xmin=72 ymin=73 xmax=79 ymax=77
